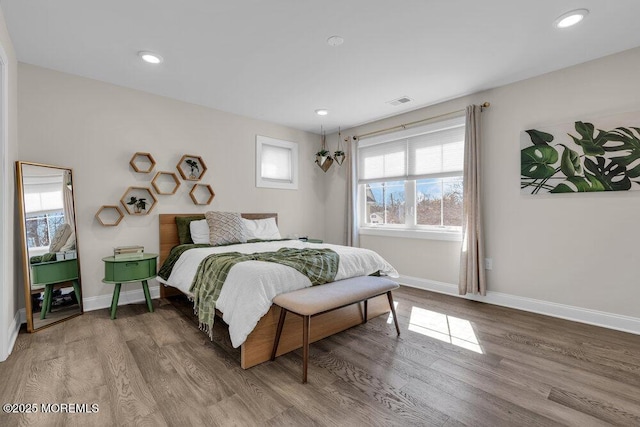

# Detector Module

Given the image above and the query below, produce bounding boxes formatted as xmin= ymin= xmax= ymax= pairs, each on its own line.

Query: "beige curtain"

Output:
xmin=459 ymin=105 xmax=486 ymax=295
xmin=63 ymin=170 xmax=74 ymax=226
xmin=346 ymin=137 xmax=359 ymax=247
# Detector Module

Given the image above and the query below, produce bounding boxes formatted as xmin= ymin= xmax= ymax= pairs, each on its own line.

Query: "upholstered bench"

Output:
xmin=270 ymin=276 xmax=401 ymax=383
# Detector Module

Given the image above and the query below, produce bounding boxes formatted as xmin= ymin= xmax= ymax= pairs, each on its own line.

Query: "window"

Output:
xmin=357 ymin=115 xmax=465 ymax=238
xmin=22 ymin=171 xmax=66 ymax=250
xmin=25 ymin=211 xmax=64 ymax=249
xmin=256 ymin=135 xmax=298 ymax=190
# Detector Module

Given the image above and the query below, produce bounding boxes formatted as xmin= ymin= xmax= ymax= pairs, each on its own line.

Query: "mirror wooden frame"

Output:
xmin=16 ymin=161 xmax=83 ymax=332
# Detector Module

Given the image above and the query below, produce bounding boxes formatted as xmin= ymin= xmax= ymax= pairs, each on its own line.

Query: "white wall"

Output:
xmin=0 ymin=5 xmax=19 ymax=362
xmin=14 ymin=46 xmax=640 ymax=336
xmin=325 ymin=46 xmax=640 ymax=322
xmin=17 ymin=63 xmax=325 ymax=305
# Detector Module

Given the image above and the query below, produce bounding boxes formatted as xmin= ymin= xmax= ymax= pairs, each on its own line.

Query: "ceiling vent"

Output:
xmin=387 ymin=96 xmax=412 ymax=106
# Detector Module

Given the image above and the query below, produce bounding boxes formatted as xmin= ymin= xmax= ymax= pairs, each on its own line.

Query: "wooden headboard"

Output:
xmin=159 ymin=213 xmax=278 ymax=265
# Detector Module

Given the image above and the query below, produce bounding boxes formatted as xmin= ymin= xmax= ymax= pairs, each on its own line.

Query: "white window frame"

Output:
xmin=357 ymin=116 xmax=465 ymax=241
xmin=255 ymin=135 xmax=298 ymax=190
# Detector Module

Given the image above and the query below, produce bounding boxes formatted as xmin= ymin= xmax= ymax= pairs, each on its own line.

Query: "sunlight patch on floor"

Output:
xmin=408 ymin=306 xmax=483 ymax=353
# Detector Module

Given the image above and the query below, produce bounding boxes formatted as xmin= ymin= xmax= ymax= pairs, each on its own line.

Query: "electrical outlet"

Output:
xmin=484 ymin=258 xmax=493 ymax=270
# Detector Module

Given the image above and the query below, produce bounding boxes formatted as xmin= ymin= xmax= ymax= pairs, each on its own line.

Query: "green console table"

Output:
xmin=102 ymin=253 xmax=158 ymax=319
xmin=31 ymin=258 xmax=82 ymax=320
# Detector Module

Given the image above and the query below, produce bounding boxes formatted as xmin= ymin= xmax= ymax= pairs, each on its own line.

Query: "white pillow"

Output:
xmin=59 ymin=231 xmax=76 ymax=252
xmin=189 ymin=219 xmax=210 ymax=244
xmin=243 ymin=217 xmax=281 ymax=240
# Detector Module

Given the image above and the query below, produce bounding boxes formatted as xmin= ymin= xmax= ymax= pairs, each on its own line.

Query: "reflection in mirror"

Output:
xmin=16 ymin=161 xmax=82 ymax=332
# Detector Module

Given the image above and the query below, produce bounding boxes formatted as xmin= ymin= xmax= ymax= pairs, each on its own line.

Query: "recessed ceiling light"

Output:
xmin=315 ymin=109 xmax=329 ymax=116
xmin=327 ymin=36 xmax=344 ymax=47
xmin=138 ymin=51 xmax=163 ymax=64
xmin=554 ymin=9 xmax=589 ymax=29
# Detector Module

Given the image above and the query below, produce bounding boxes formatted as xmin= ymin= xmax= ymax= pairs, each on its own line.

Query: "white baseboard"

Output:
xmin=1 ymin=309 xmax=22 ymax=361
xmin=399 ymin=275 xmax=640 ymax=336
xmin=82 ymin=285 xmax=160 ymax=312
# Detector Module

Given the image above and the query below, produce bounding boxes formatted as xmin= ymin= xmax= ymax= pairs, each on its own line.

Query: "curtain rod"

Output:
xmin=352 ymin=102 xmax=490 ymax=140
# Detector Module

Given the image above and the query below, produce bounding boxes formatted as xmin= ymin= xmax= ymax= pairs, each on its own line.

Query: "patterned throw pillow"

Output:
xmin=49 ymin=223 xmax=72 ymax=253
xmin=205 ymin=211 xmax=247 ymax=246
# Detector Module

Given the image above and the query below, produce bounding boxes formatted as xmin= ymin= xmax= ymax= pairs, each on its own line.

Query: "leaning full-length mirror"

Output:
xmin=16 ymin=161 xmax=82 ymax=332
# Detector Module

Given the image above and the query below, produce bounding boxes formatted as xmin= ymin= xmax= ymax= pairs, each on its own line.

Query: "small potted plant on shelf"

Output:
xmin=126 ymin=196 xmax=148 ymax=214
xmin=185 ymin=159 xmax=200 ymax=179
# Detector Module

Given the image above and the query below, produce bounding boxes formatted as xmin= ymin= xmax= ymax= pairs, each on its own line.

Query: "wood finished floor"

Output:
xmin=1 ymin=286 xmax=640 ymax=426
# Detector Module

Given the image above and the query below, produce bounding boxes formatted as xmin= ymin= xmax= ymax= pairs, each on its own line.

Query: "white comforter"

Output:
xmin=156 ymin=240 xmax=398 ymax=348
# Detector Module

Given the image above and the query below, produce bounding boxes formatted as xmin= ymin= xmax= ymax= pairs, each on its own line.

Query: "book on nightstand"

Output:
xmin=114 ymin=245 xmax=144 ymax=260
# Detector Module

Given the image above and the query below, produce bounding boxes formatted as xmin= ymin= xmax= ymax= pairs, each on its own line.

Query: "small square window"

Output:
xmin=256 ymin=135 xmax=298 ymax=190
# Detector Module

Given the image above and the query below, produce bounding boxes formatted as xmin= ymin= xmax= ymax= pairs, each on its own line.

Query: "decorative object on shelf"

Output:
xmin=520 ymin=111 xmax=640 ymax=194
xmin=120 ymin=186 xmax=157 ymax=215
xmin=127 ymin=196 xmax=147 ymax=213
xmin=186 ymin=159 xmax=199 ymax=179
xmin=333 ymin=127 xmax=346 ymax=166
xmin=315 ymin=126 xmax=333 ymax=172
xmin=151 ymin=171 xmax=181 ymax=195
xmin=177 ymin=154 xmax=207 ymax=181
xmin=189 ymin=184 xmax=215 ymax=205
xmin=95 ymin=205 xmax=125 ymax=226
xmin=126 ymin=196 xmax=148 ymax=213
xmin=129 ymin=152 xmax=156 ymax=173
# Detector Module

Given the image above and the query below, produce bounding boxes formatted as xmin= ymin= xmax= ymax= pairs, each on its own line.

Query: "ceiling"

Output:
xmin=3 ymin=1 xmax=640 ymax=134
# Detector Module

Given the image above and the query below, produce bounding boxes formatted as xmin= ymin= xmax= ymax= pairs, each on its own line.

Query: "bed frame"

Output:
xmin=159 ymin=213 xmax=390 ymax=369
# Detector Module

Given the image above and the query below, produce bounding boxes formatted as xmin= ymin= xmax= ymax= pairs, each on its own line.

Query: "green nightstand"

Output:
xmin=102 ymin=253 xmax=158 ymax=319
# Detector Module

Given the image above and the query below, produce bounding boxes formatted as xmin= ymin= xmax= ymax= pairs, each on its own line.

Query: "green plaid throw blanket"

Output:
xmin=190 ymin=248 xmax=339 ymax=339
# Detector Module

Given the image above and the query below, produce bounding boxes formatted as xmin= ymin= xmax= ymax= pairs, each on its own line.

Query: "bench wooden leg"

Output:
xmin=302 ymin=315 xmax=310 ymax=384
xmin=363 ymin=300 xmax=368 ymax=324
xmin=387 ymin=291 xmax=400 ymax=336
xmin=271 ymin=306 xmax=287 ymax=361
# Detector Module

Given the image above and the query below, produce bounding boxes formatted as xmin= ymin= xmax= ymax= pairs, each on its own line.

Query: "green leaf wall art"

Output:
xmin=520 ymin=112 xmax=640 ymax=194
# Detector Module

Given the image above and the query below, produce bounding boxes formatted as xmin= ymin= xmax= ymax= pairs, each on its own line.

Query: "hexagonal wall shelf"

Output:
xmin=177 ymin=154 xmax=207 ymax=181
xmin=189 ymin=184 xmax=215 ymax=205
xmin=95 ymin=205 xmax=124 ymax=226
xmin=130 ymin=152 xmax=156 ymax=173
xmin=120 ymin=186 xmax=158 ymax=215
xmin=151 ymin=171 xmax=181 ymax=195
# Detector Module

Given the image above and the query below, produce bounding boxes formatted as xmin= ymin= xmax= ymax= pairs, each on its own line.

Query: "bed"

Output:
xmin=158 ymin=213 xmax=398 ymax=369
